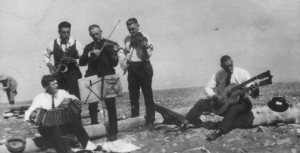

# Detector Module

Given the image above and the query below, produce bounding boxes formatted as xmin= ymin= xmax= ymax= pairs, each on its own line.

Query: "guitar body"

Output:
xmin=211 ymin=83 xmax=240 ymax=115
xmin=210 ymin=70 xmax=273 ymax=115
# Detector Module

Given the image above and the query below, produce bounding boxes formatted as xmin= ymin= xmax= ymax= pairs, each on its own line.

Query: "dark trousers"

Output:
xmin=38 ymin=119 xmax=89 ymax=153
xmin=88 ymin=97 xmax=118 ymax=136
xmin=186 ymin=97 xmax=252 ymax=133
xmin=57 ymin=67 xmax=81 ymax=99
xmin=128 ymin=61 xmax=155 ymax=124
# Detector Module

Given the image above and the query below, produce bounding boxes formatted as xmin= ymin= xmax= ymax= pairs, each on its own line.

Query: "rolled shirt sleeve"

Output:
xmin=43 ymin=40 xmax=55 ymax=65
xmin=24 ymin=94 xmax=43 ymax=121
xmin=205 ymin=72 xmax=217 ymax=98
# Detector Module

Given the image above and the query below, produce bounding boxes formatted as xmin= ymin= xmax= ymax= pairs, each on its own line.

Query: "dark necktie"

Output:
xmin=52 ymin=95 xmax=55 ymax=109
xmin=225 ymin=73 xmax=232 ymax=87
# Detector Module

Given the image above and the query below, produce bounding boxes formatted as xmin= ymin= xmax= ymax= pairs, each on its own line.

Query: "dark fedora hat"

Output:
xmin=267 ymin=96 xmax=289 ymax=112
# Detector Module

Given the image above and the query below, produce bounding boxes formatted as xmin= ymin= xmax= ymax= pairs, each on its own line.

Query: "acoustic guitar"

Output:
xmin=211 ymin=70 xmax=273 ymax=115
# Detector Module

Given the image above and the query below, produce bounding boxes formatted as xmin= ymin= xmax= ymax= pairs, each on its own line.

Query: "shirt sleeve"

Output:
xmin=79 ymin=45 xmax=90 ymax=66
xmin=43 ymin=41 xmax=54 ymax=64
xmin=76 ymin=41 xmax=84 ymax=57
xmin=62 ymin=90 xmax=79 ymax=100
xmin=24 ymin=95 xmax=42 ymax=121
xmin=205 ymin=73 xmax=217 ymax=97
xmin=118 ymin=36 xmax=131 ymax=71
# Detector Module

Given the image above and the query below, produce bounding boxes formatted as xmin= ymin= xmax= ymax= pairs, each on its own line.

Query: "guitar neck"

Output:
xmin=230 ymin=76 xmax=258 ymax=92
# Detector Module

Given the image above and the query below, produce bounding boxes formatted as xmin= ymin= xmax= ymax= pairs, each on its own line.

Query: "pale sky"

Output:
xmin=0 ymin=0 xmax=300 ymax=102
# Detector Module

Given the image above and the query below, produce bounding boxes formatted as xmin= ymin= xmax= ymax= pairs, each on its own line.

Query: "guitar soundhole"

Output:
xmin=227 ymin=92 xmax=232 ymax=98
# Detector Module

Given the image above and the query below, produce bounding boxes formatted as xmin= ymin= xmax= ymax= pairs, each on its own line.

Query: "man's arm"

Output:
xmin=24 ymin=96 xmax=42 ymax=121
xmin=205 ymin=73 xmax=217 ymax=98
xmin=79 ymin=45 xmax=91 ymax=66
xmin=43 ymin=41 xmax=56 ymax=73
xmin=141 ymin=32 xmax=153 ymax=58
xmin=75 ymin=40 xmax=84 ymax=59
xmin=118 ymin=36 xmax=131 ymax=71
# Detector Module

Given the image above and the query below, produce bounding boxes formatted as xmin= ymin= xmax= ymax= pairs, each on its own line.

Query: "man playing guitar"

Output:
xmin=185 ymin=55 xmax=260 ymax=141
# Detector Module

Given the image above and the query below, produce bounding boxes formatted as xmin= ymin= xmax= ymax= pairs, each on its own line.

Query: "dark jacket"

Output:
xmin=79 ymin=39 xmax=118 ymax=77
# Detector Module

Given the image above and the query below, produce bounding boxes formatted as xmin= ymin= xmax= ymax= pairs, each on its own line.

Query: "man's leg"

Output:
xmin=65 ymin=68 xmax=81 ymax=99
xmin=38 ymin=126 xmax=70 ymax=153
xmin=206 ymin=98 xmax=252 ymax=141
xmin=186 ymin=99 xmax=212 ymax=126
xmin=88 ymin=102 xmax=99 ymax=125
xmin=105 ymin=98 xmax=118 ymax=141
xmin=57 ymin=76 xmax=68 ymax=91
xmin=140 ymin=61 xmax=155 ymax=125
xmin=128 ymin=63 xmax=141 ymax=118
xmin=6 ymin=89 xmax=14 ymax=105
xmin=68 ymin=119 xmax=90 ymax=149
xmin=220 ymin=98 xmax=252 ymax=133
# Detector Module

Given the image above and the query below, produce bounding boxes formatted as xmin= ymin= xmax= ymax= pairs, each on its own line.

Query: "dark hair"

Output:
xmin=126 ymin=18 xmax=138 ymax=26
xmin=220 ymin=55 xmax=232 ymax=64
xmin=58 ymin=21 xmax=71 ymax=30
xmin=88 ymin=24 xmax=101 ymax=31
xmin=41 ymin=75 xmax=56 ymax=88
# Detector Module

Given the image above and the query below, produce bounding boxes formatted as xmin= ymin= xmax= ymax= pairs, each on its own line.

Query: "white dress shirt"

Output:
xmin=24 ymin=89 xmax=78 ymax=121
xmin=205 ymin=66 xmax=252 ymax=97
xmin=42 ymin=37 xmax=83 ymax=64
xmin=118 ymin=32 xmax=153 ymax=70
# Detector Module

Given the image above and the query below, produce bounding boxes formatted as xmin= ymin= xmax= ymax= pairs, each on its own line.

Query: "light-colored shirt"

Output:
xmin=118 ymin=32 xmax=153 ymax=70
xmin=24 ymin=89 xmax=78 ymax=121
xmin=42 ymin=37 xmax=83 ymax=64
xmin=205 ymin=66 xmax=252 ymax=97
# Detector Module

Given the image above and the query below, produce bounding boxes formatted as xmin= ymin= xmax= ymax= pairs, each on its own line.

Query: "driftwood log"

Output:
xmin=0 ymin=105 xmax=299 ymax=153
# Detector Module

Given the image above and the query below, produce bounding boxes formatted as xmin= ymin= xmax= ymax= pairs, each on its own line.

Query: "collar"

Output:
xmin=56 ymin=37 xmax=75 ymax=46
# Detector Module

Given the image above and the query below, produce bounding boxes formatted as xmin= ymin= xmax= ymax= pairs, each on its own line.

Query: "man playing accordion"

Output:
xmin=24 ymin=75 xmax=102 ymax=153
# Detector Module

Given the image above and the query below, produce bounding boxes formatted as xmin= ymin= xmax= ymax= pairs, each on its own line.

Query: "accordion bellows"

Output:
xmin=29 ymin=100 xmax=81 ymax=127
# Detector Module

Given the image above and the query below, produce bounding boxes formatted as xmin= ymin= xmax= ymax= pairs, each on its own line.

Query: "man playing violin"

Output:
xmin=118 ymin=18 xmax=155 ymax=131
xmin=185 ymin=55 xmax=259 ymax=141
xmin=79 ymin=24 xmax=119 ymax=141
xmin=43 ymin=21 xmax=83 ymax=99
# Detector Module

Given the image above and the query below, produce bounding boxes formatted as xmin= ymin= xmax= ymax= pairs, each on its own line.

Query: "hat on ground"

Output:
xmin=6 ymin=134 xmax=26 ymax=153
xmin=267 ymin=96 xmax=289 ymax=112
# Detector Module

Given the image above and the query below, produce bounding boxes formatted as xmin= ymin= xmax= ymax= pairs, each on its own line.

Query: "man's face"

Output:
xmin=127 ymin=23 xmax=139 ymax=36
xmin=58 ymin=27 xmax=71 ymax=42
xmin=89 ymin=27 xmax=102 ymax=43
xmin=46 ymin=80 xmax=58 ymax=95
xmin=221 ymin=59 xmax=234 ymax=74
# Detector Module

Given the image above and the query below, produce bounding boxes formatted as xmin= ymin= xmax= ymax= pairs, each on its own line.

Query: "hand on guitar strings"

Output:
xmin=250 ymin=82 xmax=260 ymax=98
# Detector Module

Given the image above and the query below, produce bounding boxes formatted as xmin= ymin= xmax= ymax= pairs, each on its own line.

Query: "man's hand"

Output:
xmin=57 ymin=98 xmax=73 ymax=108
xmin=89 ymin=49 xmax=102 ymax=58
xmin=250 ymin=82 xmax=259 ymax=98
xmin=2 ymin=86 xmax=8 ymax=92
xmin=113 ymin=45 xmax=120 ymax=51
xmin=47 ymin=63 xmax=56 ymax=73
xmin=61 ymin=56 xmax=76 ymax=64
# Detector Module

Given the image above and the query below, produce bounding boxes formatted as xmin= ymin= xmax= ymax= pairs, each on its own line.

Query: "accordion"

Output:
xmin=29 ymin=100 xmax=81 ymax=127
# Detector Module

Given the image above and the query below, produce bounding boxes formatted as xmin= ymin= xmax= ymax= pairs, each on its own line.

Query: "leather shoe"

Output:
xmin=205 ymin=129 xmax=223 ymax=141
xmin=145 ymin=123 xmax=155 ymax=131
xmin=94 ymin=145 xmax=103 ymax=151
xmin=107 ymin=135 xmax=117 ymax=141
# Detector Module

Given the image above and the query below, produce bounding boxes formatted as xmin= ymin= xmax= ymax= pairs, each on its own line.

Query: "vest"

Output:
xmin=53 ymin=39 xmax=79 ymax=68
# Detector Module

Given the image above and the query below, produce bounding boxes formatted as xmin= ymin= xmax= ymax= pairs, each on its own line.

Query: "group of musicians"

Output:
xmin=22 ymin=17 xmax=261 ymax=153
xmin=23 ymin=18 xmax=155 ymax=153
